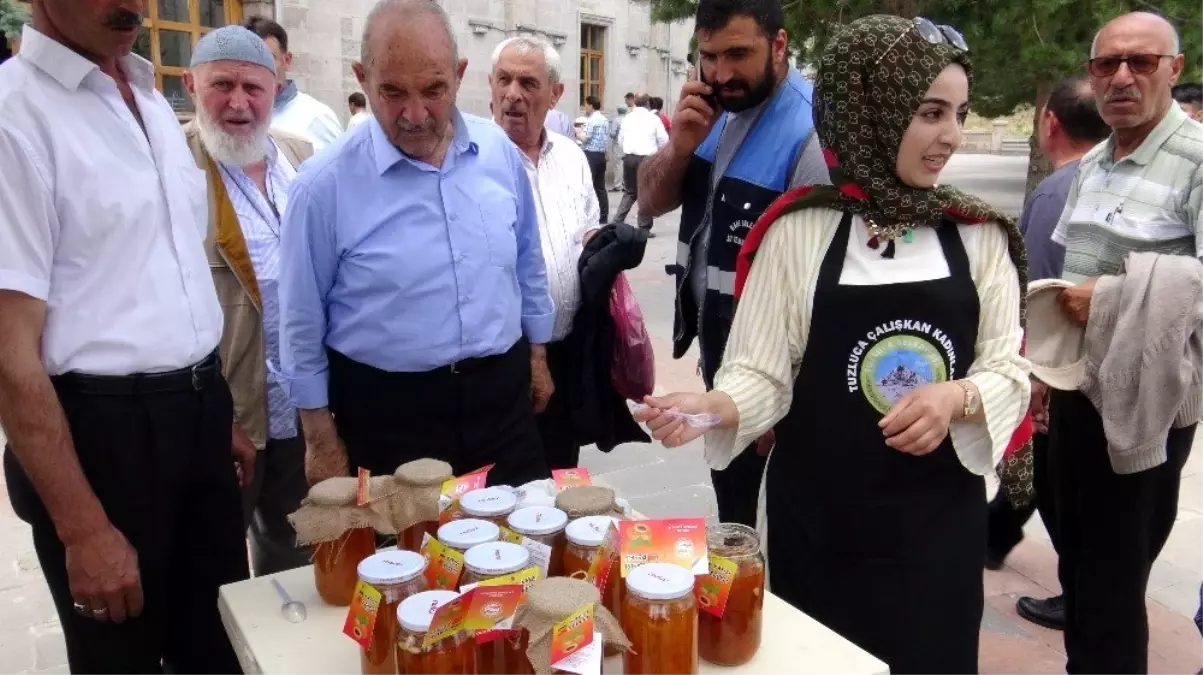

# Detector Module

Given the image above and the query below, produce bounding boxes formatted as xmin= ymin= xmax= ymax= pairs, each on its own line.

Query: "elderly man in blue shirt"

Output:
xmin=280 ymin=0 xmax=556 ymax=487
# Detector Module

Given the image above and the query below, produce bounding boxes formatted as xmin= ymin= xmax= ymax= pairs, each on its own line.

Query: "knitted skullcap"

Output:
xmin=190 ymin=25 xmax=277 ymax=74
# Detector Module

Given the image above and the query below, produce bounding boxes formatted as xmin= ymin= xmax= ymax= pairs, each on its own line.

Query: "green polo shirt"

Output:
xmin=1054 ymin=103 xmax=1203 ymax=283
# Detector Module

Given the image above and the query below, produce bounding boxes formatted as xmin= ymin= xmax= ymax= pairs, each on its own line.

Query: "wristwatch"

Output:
xmin=956 ymin=380 xmax=980 ymax=418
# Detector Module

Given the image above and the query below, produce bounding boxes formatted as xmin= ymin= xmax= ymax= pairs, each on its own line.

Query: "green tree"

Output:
xmin=0 ymin=0 xmax=29 ymax=42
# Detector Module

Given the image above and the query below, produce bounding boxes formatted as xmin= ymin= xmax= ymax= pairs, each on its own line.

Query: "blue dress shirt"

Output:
xmin=279 ymin=110 xmax=555 ymax=410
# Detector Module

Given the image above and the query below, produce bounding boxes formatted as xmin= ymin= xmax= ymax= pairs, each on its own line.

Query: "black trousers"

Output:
xmin=537 ymin=337 xmax=582 ymax=471
xmin=711 ymin=446 xmax=768 ymax=527
xmin=241 ymin=432 xmax=310 ymax=576
xmin=327 ymin=340 xmax=549 ymax=487
xmin=584 ymin=150 xmax=609 ymax=224
xmin=986 ymin=431 xmax=1060 ymax=559
xmin=3 ymin=361 xmax=248 ymax=674
xmin=613 ymin=154 xmax=651 ymax=230
xmin=1048 ymin=389 xmax=1193 ymax=674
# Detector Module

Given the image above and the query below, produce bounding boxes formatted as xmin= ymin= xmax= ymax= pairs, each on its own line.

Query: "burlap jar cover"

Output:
xmin=389 ymin=459 xmax=453 ymax=532
xmin=555 ymin=486 xmax=624 ymax=519
xmin=287 ymin=475 xmax=397 ymax=545
xmin=512 ymin=577 xmax=630 ymax=674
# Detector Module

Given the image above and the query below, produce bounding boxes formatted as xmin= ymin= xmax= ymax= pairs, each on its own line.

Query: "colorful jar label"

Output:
xmin=695 ymin=554 xmax=739 ymax=618
xmin=421 ymin=537 xmax=466 ymax=590
xmin=552 ymin=467 xmax=592 ymax=492
xmin=342 ymin=580 xmax=383 ymax=649
xmin=438 ymin=465 xmax=491 ymax=524
xmin=551 ymin=603 xmax=596 ymax=666
xmin=618 ymin=518 xmax=709 ymax=577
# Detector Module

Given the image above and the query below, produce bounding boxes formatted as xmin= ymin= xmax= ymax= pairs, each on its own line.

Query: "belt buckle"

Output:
xmin=191 ymin=362 xmax=202 ymax=391
xmin=449 ymin=361 xmax=459 ymax=375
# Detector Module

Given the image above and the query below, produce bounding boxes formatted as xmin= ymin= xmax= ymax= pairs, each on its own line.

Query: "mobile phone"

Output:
xmin=694 ymin=51 xmax=719 ymax=109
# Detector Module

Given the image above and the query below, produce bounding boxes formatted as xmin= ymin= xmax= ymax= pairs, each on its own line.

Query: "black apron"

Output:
xmin=765 ymin=213 xmax=986 ymax=674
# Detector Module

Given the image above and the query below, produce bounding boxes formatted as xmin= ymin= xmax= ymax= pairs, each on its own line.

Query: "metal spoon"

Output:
xmin=271 ymin=578 xmax=307 ymax=623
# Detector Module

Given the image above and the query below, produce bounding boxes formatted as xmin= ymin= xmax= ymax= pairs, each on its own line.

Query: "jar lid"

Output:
xmin=555 ymin=486 xmax=619 ymax=517
xmin=625 ymin=563 xmax=695 ymax=601
xmin=397 ymin=590 xmax=461 ymax=633
xmin=565 ymin=516 xmax=618 ymax=547
xmin=357 ymin=550 xmax=427 ymax=586
xmin=706 ymin=522 xmax=761 ymax=559
xmin=464 ymin=541 xmax=530 ymax=576
xmin=306 ymin=476 xmax=359 ymax=506
xmin=438 ymin=519 xmax=500 ymax=550
xmin=460 ymin=487 xmax=517 ymax=517
xmin=394 ymin=459 xmax=454 ymax=487
xmin=507 ymin=506 xmax=568 ymax=536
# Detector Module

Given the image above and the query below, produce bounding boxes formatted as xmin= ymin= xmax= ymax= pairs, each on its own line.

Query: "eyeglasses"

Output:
xmin=1086 ymin=54 xmax=1174 ymax=78
xmin=876 ymin=17 xmax=969 ymax=65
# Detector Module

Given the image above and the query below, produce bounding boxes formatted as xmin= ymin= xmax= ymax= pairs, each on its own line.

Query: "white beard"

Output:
xmin=196 ymin=107 xmax=271 ymax=167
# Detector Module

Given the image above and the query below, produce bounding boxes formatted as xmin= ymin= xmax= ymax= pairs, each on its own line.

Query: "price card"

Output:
xmin=421 ymin=537 xmax=466 ymax=590
xmin=695 ymin=554 xmax=739 ymax=618
xmin=586 ymin=521 xmax=620 ymax=592
xmin=550 ymin=604 xmax=596 ymax=669
xmin=423 ymin=592 xmax=472 ymax=648
xmin=438 ymin=469 xmax=490 ymax=524
xmin=552 ymin=468 xmax=592 ymax=492
xmin=551 ymin=631 xmax=603 ymax=675
xmin=355 ymin=467 xmax=371 ymax=506
xmin=618 ymin=518 xmax=708 ymax=577
xmin=342 ymin=580 xmax=382 ymax=648
xmin=460 ymin=584 xmax=525 ymax=644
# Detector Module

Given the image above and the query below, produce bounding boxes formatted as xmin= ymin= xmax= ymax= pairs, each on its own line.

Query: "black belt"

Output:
xmin=52 ymin=351 xmax=220 ymax=396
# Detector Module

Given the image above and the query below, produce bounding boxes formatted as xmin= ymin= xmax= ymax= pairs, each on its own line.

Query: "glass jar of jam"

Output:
xmin=394 ymin=459 xmax=453 ymax=553
xmin=622 ymin=563 xmax=699 ymax=675
xmin=562 ymin=516 xmax=625 ymax=620
xmin=437 ymin=518 xmax=501 ymax=554
xmin=358 ymin=550 xmax=429 ymax=675
xmin=462 ymin=542 xmax=533 ymax=674
xmin=396 ymin=590 xmax=476 ymax=674
xmin=697 ymin=523 xmax=764 ymax=666
xmin=314 ymin=526 xmax=377 ymax=606
xmin=475 ymin=629 xmax=533 ymax=675
xmin=459 ymin=487 xmax=518 ymax=527
xmin=507 ymin=506 xmax=568 ymax=577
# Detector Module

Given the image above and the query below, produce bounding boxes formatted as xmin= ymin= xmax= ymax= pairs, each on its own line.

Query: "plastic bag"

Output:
xmin=610 ymin=273 xmax=654 ymax=400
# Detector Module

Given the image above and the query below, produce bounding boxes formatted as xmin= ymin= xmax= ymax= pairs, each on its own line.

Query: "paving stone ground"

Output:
xmin=2 ymin=156 xmax=1200 ymax=673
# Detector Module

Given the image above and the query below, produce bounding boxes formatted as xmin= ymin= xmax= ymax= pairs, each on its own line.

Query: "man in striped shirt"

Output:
xmin=1048 ymin=12 xmax=1202 ymax=673
xmin=582 ymin=95 xmax=611 ymax=222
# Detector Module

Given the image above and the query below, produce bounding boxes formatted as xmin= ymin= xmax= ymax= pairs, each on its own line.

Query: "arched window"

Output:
xmin=131 ymin=0 xmax=245 ymax=115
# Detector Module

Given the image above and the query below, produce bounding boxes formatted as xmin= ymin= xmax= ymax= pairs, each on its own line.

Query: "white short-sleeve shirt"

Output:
xmin=0 ymin=26 xmax=223 ymax=376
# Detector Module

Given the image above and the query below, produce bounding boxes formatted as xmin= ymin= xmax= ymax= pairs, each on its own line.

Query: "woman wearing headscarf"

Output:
xmin=635 ymin=14 xmax=1031 ymax=674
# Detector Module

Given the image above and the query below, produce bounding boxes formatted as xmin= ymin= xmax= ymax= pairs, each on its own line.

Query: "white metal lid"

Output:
xmin=397 ymin=590 xmax=461 ymax=633
xmin=437 ymin=519 xmax=501 ymax=550
xmin=463 ymin=541 xmax=530 ymax=576
xmin=625 ymin=562 xmax=695 ymax=601
xmin=460 ymin=487 xmax=518 ymax=517
xmin=507 ymin=506 xmax=568 ymax=536
xmin=357 ymin=550 xmax=426 ymax=586
xmin=565 ymin=516 xmax=618 ymax=547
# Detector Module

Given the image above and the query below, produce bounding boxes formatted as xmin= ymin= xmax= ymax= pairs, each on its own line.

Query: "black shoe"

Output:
xmin=1016 ymin=595 xmax=1065 ymax=631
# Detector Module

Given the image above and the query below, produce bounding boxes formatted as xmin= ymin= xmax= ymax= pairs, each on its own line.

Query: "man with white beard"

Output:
xmin=182 ymin=25 xmax=314 ymax=575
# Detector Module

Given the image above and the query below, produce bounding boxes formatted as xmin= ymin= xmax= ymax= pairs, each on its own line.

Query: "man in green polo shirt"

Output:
xmin=1047 ymin=11 xmax=1203 ymax=674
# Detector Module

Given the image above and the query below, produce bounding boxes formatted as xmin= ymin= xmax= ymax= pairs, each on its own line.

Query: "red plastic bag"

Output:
xmin=610 ymin=273 xmax=654 ymax=400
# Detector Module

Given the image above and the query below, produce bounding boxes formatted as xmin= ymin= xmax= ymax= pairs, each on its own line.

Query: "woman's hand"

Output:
xmin=632 ymin=392 xmax=736 ymax=448
xmin=878 ymin=382 xmax=964 ymax=456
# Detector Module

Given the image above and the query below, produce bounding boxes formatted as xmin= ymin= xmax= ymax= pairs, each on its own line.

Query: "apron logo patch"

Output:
xmin=845 ymin=321 xmax=957 ymax=414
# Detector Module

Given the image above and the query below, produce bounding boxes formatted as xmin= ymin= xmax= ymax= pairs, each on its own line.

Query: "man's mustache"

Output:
xmin=104 ymin=9 xmax=144 ymax=29
xmin=397 ymin=118 xmax=436 ymax=132
xmin=1105 ymin=87 xmax=1141 ymax=102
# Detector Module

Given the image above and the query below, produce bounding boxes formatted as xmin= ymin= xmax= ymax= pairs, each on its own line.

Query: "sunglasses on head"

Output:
xmin=1086 ymin=53 xmax=1174 ymax=78
xmin=876 ymin=17 xmax=969 ymax=65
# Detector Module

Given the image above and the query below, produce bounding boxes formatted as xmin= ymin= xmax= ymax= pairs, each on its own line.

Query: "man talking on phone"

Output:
xmin=637 ymin=0 xmax=828 ymax=527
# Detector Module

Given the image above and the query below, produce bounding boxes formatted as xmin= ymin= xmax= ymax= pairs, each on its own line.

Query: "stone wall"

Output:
xmin=253 ymin=0 xmax=693 ymax=125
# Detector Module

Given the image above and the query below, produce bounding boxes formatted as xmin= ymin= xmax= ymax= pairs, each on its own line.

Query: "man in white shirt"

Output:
xmin=489 ymin=35 xmax=600 ymax=468
xmin=347 ymin=91 xmax=372 ymax=131
xmin=0 ymin=3 xmax=249 ymax=673
xmin=613 ymin=92 xmax=668 ymax=233
xmin=244 ymin=15 xmax=343 ymax=151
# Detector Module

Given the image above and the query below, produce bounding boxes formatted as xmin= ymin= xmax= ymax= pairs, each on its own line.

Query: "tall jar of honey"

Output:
xmin=507 ymin=506 xmax=568 ymax=577
xmin=437 ymin=518 xmax=501 ymax=554
xmin=459 ymin=487 xmax=518 ymax=527
xmin=357 ymin=550 xmax=429 ymax=675
xmin=392 ymin=459 xmax=453 ymax=552
xmin=289 ymin=476 xmax=382 ymax=606
xmin=622 ymin=563 xmax=699 ymax=675
xmin=562 ymin=517 xmax=625 ymax=621
xmin=395 ymin=590 xmax=476 ymax=675
xmin=697 ymin=523 xmax=764 ymax=666
xmin=462 ymin=542 xmax=534 ymax=675
xmin=512 ymin=577 xmax=631 ymax=673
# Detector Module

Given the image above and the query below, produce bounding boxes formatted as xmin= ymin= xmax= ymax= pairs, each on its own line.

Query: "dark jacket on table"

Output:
xmin=570 ymin=223 xmax=652 ymax=452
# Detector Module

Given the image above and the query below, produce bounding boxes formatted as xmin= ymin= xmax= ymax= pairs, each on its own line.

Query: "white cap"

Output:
xmin=397 ymin=590 xmax=461 ymax=633
xmin=437 ymin=519 xmax=501 ymax=550
xmin=460 ymin=487 xmax=518 ymax=518
xmin=357 ymin=550 xmax=426 ymax=586
xmin=565 ymin=516 xmax=618 ymax=547
xmin=625 ymin=563 xmax=695 ymax=601
xmin=507 ymin=506 xmax=568 ymax=536
xmin=464 ymin=541 xmax=530 ymax=576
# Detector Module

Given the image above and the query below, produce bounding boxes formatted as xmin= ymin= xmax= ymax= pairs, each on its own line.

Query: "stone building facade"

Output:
xmin=245 ymin=0 xmax=693 ymax=124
